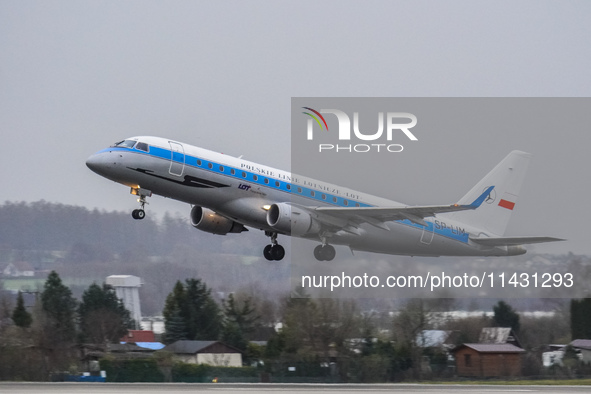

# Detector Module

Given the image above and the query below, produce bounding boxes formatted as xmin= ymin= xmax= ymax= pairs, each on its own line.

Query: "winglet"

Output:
xmin=465 ymin=186 xmax=495 ymax=209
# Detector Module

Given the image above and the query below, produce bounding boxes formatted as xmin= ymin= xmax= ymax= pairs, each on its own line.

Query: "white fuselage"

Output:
xmin=86 ymin=136 xmax=522 ymax=257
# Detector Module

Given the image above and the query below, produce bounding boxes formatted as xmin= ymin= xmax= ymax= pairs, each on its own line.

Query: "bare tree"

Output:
xmin=392 ymin=299 xmax=431 ymax=379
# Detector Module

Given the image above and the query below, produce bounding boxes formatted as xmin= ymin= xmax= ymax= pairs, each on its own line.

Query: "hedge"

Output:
xmin=99 ymin=358 xmax=258 ymax=383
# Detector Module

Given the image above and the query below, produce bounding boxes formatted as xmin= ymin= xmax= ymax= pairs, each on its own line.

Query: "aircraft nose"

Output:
xmin=86 ymin=152 xmax=110 ymax=175
xmin=86 ymin=153 xmax=100 ymax=172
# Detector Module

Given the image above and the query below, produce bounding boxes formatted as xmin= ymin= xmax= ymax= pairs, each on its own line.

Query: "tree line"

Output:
xmin=2 ymin=269 xmax=590 ymax=381
xmin=0 ymin=200 xmax=215 ymax=260
xmin=0 ymin=200 xmax=290 ymax=315
xmin=0 ymin=271 xmax=133 ymax=380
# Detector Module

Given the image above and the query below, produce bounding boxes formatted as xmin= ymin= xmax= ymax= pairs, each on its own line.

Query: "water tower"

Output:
xmin=105 ymin=275 xmax=142 ymax=328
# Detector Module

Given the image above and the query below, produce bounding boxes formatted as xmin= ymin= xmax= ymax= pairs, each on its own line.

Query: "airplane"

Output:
xmin=86 ymin=136 xmax=563 ymax=261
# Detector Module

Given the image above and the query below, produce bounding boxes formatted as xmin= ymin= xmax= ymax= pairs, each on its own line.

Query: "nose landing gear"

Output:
xmin=263 ymin=231 xmax=285 ymax=261
xmin=131 ymin=187 xmax=152 ymax=220
xmin=132 ymin=208 xmax=145 ymax=220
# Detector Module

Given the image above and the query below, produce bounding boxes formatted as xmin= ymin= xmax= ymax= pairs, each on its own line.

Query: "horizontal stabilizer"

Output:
xmin=470 ymin=236 xmax=565 ymax=246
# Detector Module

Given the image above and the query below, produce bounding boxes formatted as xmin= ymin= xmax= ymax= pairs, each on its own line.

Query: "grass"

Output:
xmin=426 ymin=379 xmax=591 ymax=386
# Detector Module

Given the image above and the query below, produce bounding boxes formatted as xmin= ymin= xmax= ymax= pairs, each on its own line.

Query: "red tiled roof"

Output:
xmin=120 ymin=330 xmax=156 ymax=343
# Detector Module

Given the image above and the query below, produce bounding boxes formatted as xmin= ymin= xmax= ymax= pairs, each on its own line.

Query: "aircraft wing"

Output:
xmin=313 ymin=186 xmax=495 ymax=229
xmin=469 ymin=236 xmax=565 ymax=246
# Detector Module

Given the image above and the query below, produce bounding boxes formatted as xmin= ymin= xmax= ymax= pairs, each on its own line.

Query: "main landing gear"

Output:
xmin=313 ymin=234 xmax=336 ymax=261
xmin=263 ymin=231 xmax=285 ymax=261
xmin=314 ymin=244 xmax=336 ymax=261
xmin=131 ymin=187 xmax=151 ymax=220
xmin=261 ymin=232 xmax=337 ymax=261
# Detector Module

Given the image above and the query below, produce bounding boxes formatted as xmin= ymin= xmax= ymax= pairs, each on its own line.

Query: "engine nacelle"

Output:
xmin=190 ymin=206 xmax=247 ymax=235
xmin=266 ymin=203 xmax=320 ymax=236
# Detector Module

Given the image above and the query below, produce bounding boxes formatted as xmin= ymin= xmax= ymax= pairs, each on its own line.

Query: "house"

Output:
xmin=479 ymin=327 xmax=522 ymax=348
xmin=120 ymin=330 xmax=164 ymax=351
xmin=2 ymin=262 xmax=35 ymax=277
xmin=452 ymin=343 xmax=525 ymax=377
xmin=162 ymin=340 xmax=242 ymax=367
xmin=121 ymin=330 xmax=156 ymax=343
xmin=570 ymin=339 xmax=591 ymax=363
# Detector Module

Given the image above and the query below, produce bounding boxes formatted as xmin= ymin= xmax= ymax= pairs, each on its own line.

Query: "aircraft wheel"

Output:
xmin=323 ymin=245 xmax=336 ymax=261
xmin=270 ymin=244 xmax=285 ymax=261
xmin=313 ymin=245 xmax=324 ymax=260
xmin=263 ymin=244 xmax=274 ymax=261
xmin=132 ymin=209 xmax=145 ymax=220
xmin=314 ymin=245 xmax=336 ymax=261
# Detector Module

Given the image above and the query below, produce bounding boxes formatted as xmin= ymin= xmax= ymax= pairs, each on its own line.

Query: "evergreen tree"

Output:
xmin=198 ymin=295 xmax=223 ymax=340
xmin=163 ymin=281 xmax=187 ymax=344
xmin=162 ymin=278 xmax=222 ymax=343
xmin=221 ymin=321 xmax=246 ymax=351
xmin=492 ymin=300 xmax=520 ymax=332
xmin=570 ymin=298 xmax=591 ymax=339
xmin=221 ymin=293 xmax=259 ymax=351
xmin=78 ymin=282 xmax=134 ymax=344
xmin=40 ymin=271 xmax=77 ymax=342
xmin=11 ymin=291 xmax=32 ymax=328
xmin=184 ymin=278 xmax=222 ymax=340
xmin=163 ymin=305 xmax=187 ymax=343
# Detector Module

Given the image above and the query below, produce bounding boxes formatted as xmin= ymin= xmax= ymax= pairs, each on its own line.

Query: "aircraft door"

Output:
xmin=169 ymin=142 xmax=185 ymax=176
xmin=420 ymin=222 xmax=434 ymax=245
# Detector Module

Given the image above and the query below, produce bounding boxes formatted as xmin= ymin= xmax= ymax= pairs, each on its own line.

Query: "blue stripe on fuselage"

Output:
xmin=105 ymin=145 xmax=470 ymax=244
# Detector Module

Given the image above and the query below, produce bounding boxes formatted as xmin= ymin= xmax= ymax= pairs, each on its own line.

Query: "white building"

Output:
xmin=542 ymin=349 xmax=564 ymax=367
xmin=106 ymin=275 xmax=142 ymax=328
xmin=3 ymin=262 xmax=35 ymax=277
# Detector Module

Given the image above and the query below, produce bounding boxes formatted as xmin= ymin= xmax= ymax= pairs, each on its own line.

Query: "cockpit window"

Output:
xmin=113 ymin=140 xmax=137 ymax=148
xmin=136 ymin=142 xmax=149 ymax=152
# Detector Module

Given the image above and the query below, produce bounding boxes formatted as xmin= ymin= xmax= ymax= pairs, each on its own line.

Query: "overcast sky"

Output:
xmin=1 ymin=1 xmax=590 ymax=255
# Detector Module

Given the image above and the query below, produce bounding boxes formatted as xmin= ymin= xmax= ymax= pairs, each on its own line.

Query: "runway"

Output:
xmin=1 ymin=383 xmax=591 ymax=394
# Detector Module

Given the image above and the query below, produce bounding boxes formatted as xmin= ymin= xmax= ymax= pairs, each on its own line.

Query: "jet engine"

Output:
xmin=190 ymin=206 xmax=247 ymax=235
xmin=266 ymin=203 xmax=320 ymax=236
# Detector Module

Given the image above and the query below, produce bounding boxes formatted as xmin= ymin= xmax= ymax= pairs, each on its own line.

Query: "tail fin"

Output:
xmin=449 ymin=150 xmax=531 ymax=236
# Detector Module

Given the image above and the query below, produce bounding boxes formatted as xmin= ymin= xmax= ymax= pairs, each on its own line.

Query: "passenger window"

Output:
xmin=208 ymin=163 xmax=213 ymax=169
xmin=264 ymin=178 xmax=269 ymax=184
xmin=253 ymin=175 xmax=258 ymax=181
xmin=242 ymin=172 xmax=247 ymax=178
xmin=311 ymin=191 xmax=315 ymax=197
xmin=344 ymin=200 xmax=349 ymax=206
xmin=321 ymin=194 xmax=326 ymax=200
xmin=355 ymin=203 xmax=360 ymax=207
xmin=197 ymin=160 xmax=202 ymax=166
xmin=231 ymin=169 xmax=235 ymax=175
xmin=333 ymin=197 xmax=337 ymax=203
xmin=297 ymin=187 xmax=302 ymax=193
xmin=286 ymin=184 xmax=291 ymax=190
xmin=219 ymin=165 xmax=224 ymax=172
